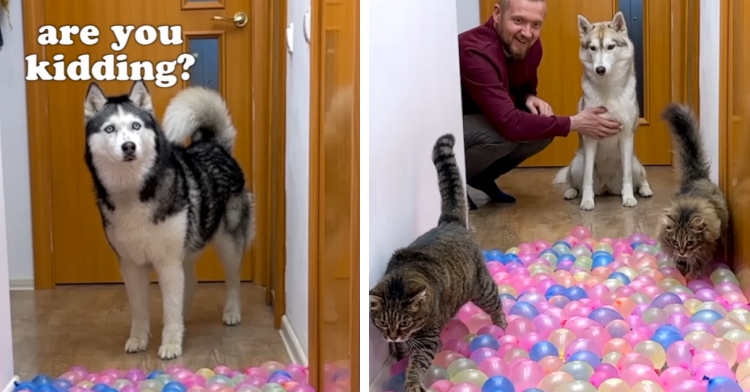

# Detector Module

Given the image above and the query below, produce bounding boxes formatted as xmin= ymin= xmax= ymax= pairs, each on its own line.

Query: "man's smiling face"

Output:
xmin=493 ymin=0 xmax=547 ymax=60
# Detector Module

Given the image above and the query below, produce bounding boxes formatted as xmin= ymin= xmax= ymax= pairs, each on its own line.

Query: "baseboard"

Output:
xmin=9 ymin=279 xmax=33 ymax=290
xmin=279 ymin=315 xmax=308 ymax=366
xmin=3 ymin=375 xmax=20 ymax=392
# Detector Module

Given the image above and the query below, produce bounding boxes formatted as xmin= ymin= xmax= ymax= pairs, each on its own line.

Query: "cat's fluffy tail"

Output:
xmin=432 ymin=133 xmax=467 ymax=227
xmin=661 ymin=103 xmax=711 ymax=185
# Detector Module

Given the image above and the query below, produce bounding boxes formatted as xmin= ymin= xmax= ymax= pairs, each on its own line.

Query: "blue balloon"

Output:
xmin=31 ymin=377 xmax=53 ymax=387
xmin=691 ymin=309 xmax=724 ymax=325
xmin=502 ymin=253 xmax=521 ymax=265
xmin=558 ymin=253 xmax=576 ymax=263
xmin=567 ymin=350 xmax=602 ymax=368
xmin=522 ymin=389 xmax=544 ymax=392
xmin=52 ymin=380 xmax=72 ymax=392
xmin=91 ymin=384 xmax=110 ymax=392
xmin=630 ymin=241 xmax=642 ymax=249
xmin=499 ymin=293 xmax=515 ymax=301
xmin=707 ymin=376 xmax=743 ymax=392
xmin=545 ymin=284 xmax=566 ymax=299
xmin=383 ymin=373 xmax=405 ymax=392
xmin=14 ymin=383 xmax=37 ymax=392
xmin=163 ymin=382 xmax=188 ymax=392
xmin=482 ymin=376 xmax=515 ymax=392
xmin=34 ymin=387 xmax=56 ymax=392
xmin=592 ymin=254 xmax=614 ymax=268
xmin=607 ymin=272 xmax=631 ymax=285
xmin=509 ymin=301 xmax=540 ymax=319
xmin=652 ymin=329 xmax=683 ymax=350
xmin=553 ymin=241 xmax=572 ymax=249
xmin=564 ymin=286 xmax=588 ymax=301
xmin=588 ymin=307 xmax=624 ymax=326
xmin=147 ymin=370 xmax=164 ymax=379
xmin=470 ymin=334 xmax=500 ymax=352
xmin=486 ymin=249 xmax=504 ymax=262
xmin=529 ymin=341 xmax=559 ymax=362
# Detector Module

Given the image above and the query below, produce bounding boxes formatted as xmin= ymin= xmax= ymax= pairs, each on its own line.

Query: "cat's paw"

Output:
xmin=580 ymin=198 xmax=595 ymax=211
xmin=638 ymin=185 xmax=653 ymax=198
xmin=622 ymin=195 xmax=638 ymax=208
xmin=405 ymin=383 xmax=426 ymax=392
xmin=563 ymin=188 xmax=579 ymax=200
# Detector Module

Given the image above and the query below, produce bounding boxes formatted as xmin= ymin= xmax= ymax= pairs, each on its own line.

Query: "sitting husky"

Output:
xmin=83 ymin=81 xmax=255 ymax=359
xmin=553 ymin=12 xmax=653 ymax=210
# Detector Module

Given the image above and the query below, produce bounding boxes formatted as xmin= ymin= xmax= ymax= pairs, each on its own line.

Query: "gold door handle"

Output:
xmin=211 ymin=12 xmax=248 ymax=28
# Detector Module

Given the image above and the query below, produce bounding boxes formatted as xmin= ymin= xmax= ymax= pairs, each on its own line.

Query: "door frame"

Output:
xmin=307 ymin=0 xmax=359 ymax=389
xmin=21 ymin=0 xmax=284 ymax=308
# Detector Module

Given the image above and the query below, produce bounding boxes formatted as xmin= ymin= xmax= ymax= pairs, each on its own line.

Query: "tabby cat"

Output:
xmin=369 ymin=133 xmax=507 ymax=392
xmin=658 ymin=103 xmax=729 ymax=278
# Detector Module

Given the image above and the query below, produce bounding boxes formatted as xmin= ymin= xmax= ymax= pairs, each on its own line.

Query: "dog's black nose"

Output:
xmin=121 ymin=142 xmax=136 ymax=155
xmin=595 ymin=66 xmax=606 ymax=75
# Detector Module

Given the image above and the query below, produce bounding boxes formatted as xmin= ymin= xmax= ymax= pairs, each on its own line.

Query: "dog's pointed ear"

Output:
xmin=577 ymin=14 xmax=593 ymax=37
xmin=129 ymin=80 xmax=153 ymax=113
xmin=84 ymin=82 xmax=107 ymax=122
xmin=611 ymin=11 xmax=627 ymax=34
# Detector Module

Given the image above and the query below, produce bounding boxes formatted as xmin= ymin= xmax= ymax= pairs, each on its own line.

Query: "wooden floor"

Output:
xmin=11 ymin=282 xmax=289 ymax=379
xmin=468 ymin=166 xmax=679 ymax=249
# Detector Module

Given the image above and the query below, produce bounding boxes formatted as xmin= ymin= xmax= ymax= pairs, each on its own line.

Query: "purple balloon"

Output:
xmin=650 ymin=292 xmax=683 ymax=308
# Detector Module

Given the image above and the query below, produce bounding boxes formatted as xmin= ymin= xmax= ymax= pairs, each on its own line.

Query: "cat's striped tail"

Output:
xmin=432 ymin=133 xmax=467 ymax=227
xmin=661 ymin=103 xmax=711 ymax=186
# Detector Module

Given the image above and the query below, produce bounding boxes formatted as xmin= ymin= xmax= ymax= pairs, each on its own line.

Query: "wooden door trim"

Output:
xmin=22 ymin=0 xmax=281 ymax=291
xmin=719 ymin=0 xmax=729 ymax=195
xmin=270 ymin=0 xmax=288 ymax=329
xmin=308 ymin=0 xmax=322 ymax=386
xmin=351 ymin=0 xmax=360 ymax=388
xmin=22 ymin=0 xmax=54 ymax=289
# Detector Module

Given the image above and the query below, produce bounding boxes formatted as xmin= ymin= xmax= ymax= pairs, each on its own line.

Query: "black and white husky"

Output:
xmin=83 ymin=81 xmax=255 ymax=359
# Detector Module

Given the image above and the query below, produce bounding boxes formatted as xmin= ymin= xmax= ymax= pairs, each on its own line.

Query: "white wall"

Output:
xmin=455 ymin=0 xmax=481 ymax=33
xmin=284 ymin=0 xmax=311 ymax=359
xmin=0 ymin=0 xmax=35 ymax=286
xmin=699 ymin=0 xmax=721 ymax=184
xmin=0 ymin=117 xmax=17 ymax=391
xmin=369 ymin=0 xmax=467 ymax=384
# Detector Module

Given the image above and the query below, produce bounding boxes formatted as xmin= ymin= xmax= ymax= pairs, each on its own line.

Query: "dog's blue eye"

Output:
xmin=104 ymin=125 xmax=115 ymax=133
xmin=132 ymin=122 xmax=141 ymax=130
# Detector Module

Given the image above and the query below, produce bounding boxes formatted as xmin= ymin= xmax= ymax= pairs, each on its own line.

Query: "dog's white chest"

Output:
xmin=103 ymin=202 xmax=188 ymax=266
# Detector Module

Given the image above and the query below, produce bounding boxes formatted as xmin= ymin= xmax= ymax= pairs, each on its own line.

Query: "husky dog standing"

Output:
xmin=83 ymin=81 xmax=255 ymax=359
xmin=553 ymin=11 xmax=653 ymax=210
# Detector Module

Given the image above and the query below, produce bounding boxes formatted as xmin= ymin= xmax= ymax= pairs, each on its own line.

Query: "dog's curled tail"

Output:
xmin=661 ymin=103 xmax=710 ymax=185
xmin=552 ymin=166 xmax=569 ymax=185
xmin=432 ymin=133 xmax=467 ymax=227
xmin=162 ymin=86 xmax=237 ymax=153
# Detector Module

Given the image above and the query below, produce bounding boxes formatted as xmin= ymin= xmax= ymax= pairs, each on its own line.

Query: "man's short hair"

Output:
xmin=498 ymin=0 xmax=546 ymax=14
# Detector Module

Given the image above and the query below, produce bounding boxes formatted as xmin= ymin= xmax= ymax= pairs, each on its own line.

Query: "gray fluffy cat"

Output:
xmin=658 ymin=103 xmax=730 ymax=278
xmin=369 ymin=133 xmax=507 ymax=392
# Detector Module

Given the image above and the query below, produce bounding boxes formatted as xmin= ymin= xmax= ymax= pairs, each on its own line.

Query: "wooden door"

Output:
xmin=480 ymin=0 xmax=674 ymax=167
xmin=723 ymin=0 xmax=750 ymax=292
xmin=23 ymin=0 xmax=272 ymax=285
xmin=308 ymin=0 xmax=359 ymax=390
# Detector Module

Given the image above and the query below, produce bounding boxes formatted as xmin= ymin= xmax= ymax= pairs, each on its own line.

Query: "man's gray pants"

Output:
xmin=462 ymin=113 xmax=554 ymax=185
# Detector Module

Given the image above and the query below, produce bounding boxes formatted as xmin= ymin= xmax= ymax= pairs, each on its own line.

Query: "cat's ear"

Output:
xmin=369 ymin=295 xmax=383 ymax=311
xmin=690 ymin=216 xmax=705 ymax=231
xmin=659 ymin=215 xmax=675 ymax=232
xmin=407 ymin=288 xmax=427 ymax=312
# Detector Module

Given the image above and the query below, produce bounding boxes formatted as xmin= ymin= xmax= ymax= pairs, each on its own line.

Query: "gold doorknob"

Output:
xmin=212 ymin=12 xmax=248 ymax=28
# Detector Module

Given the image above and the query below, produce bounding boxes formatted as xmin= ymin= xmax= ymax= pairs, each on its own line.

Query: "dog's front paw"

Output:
xmin=580 ymin=198 xmax=595 ymax=211
xmin=124 ymin=336 xmax=148 ymax=353
xmin=563 ymin=188 xmax=579 ymax=200
xmin=223 ymin=308 xmax=242 ymax=326
xmin=639 ymin=186 xmax=653 ymax=198
xmin=158 ymin=343 xmax=183 ymax=360
xmin=622 ymin=196 xmax=638 ymax=207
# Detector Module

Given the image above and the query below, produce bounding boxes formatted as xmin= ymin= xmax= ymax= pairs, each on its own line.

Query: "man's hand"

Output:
xmin=570 ymin=106 xmax=622 ymax=140
xmin=525 ymin=95 xmax=553 ymax=116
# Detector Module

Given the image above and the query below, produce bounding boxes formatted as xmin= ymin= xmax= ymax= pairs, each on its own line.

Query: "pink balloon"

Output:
xmin=622 ymin=330 xmax=649 ymax=347
xmin=518 ymin=333 xmax=542 ymax=351
xmin=465 ymin=314 xmax=493 ymax=334
xmin=659 ymin=367 xmax=691 ymax=391
xmin=533 ymin=315 xmax=560 ymax=339
xmin=671 ymin=379 xmax=708 ymax=392
xmin=441 ymin=320 xmax=471 ymax=342
xmin=666 ymin=341 xmax=696 ymax=372
xmin=509 ymin=360 xmax=546 ymax=391
xmin=476 ymin=325 xmax=505 ymax=339
xmin=737 ymin=341 xmax=750 ymax=364
xmin=477 ymin=357 xmax=509 ymax=378
xmin=692 ymin=361 xmax=736 ymax=381
xmin=430 ymin=380 xmax=454 ymax=392
xmin=693 ymin=350 xmax=730 ymax=369
xmin=589 ymin=371 xmax=611 ymax=388
xmin=565 ymin=338 xmax=601 ymax=358
xmin=620 ymin=364 xmax=660 ymax=386
xmin=505 ymin=317 xmax=535 ymax=337
xmin=617 ymin=353 xmax=655 ymax=372
xmin=579 ymin=326 xmax=610 ymax=347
